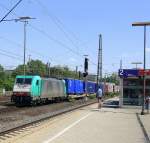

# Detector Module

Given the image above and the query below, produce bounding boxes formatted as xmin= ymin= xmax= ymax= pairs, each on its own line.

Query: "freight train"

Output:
xmin=11 ymin=75 xmax=119 ymax=106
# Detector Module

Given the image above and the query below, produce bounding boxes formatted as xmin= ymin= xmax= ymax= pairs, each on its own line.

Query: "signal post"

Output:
xmin=83 ymin=55 xmax=88 ymax=101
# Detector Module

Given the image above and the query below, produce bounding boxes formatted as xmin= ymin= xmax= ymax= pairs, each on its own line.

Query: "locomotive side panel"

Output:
xmin=40 ymin=78 xmax=66 ymax=99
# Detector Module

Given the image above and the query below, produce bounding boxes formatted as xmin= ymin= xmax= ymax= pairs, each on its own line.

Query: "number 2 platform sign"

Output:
xmin=118 ymin=69 xmax=139 ymax=78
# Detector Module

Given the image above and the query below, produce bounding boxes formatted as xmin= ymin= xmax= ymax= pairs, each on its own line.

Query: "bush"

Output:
xmin=68 ymin=96 xmax=76 ymax=102
xmin=88 ymin=94 xmax=96 ymax=99
xmin=105 ymin=92 xmax=119 ymax=98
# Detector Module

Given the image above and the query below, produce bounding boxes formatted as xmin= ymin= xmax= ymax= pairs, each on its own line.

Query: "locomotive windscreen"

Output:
xmin=16 ymin=78 xmax=32 ymax=85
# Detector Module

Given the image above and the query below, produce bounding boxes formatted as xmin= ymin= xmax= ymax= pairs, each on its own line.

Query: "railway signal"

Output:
xmin=84 ymin=57 xmax=88 ymax=73
xmin=83 ymin=55 xmax=89 ymax=99
xmin=83 ymin=57 xmax=88 ymax=77
xmin=83 ymin=72 xmax=88 ymax=77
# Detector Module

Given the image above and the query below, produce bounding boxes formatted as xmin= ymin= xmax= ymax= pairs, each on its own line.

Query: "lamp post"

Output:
xmin=76 ymin=65 xmax=82 ymax=79
xmin=132 ymin=22 xmax=150 ymax=115
xmin=16 ymin=17 xmax=35 ymax=77
xmin=131 ymin=62 xmax=142 ymax=69
xmin=84 ymin=55 xmax=88 ymax=100
xmin=2 ymin=17 xmax=35 ymax=76
xmin=75 ymin=66 xmax=78 ymax=77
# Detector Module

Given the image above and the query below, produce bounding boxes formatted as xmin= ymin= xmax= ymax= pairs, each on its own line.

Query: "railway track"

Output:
xmin=0 ymin=100 xmax=96 ymax=142
xmin=0 ymin=95 xmax=11 ymax=106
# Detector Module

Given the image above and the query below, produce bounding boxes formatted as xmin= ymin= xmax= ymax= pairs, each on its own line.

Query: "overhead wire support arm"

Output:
xmin=0 ymin=0 xmax=23 ymax=23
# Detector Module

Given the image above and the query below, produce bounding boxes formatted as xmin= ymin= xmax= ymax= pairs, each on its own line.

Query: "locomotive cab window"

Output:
xmin=16 ymin=78 xmax=32 ymax=85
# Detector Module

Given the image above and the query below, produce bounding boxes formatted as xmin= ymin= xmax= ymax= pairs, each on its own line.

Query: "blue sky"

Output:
xmin=0 ymin=0 xmax=150 ymax=75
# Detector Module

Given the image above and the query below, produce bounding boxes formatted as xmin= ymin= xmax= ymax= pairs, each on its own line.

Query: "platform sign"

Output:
xmin=139 ymin=69 xmax=150 ymax=76
xmin=118 ymin=69 xmax=139 ymax=78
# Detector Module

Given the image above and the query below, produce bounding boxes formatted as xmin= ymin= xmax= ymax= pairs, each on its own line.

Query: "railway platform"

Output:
xmin=1 ymin=102 xmax=149 ymax=143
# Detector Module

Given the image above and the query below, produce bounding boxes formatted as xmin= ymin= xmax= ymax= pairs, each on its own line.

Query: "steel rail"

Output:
xmin=0 ymin=100 xmax=96 ymax=137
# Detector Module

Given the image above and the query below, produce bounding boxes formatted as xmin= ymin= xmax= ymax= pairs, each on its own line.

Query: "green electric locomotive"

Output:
xmin=11 ymin=75 xmax=66 ymax=105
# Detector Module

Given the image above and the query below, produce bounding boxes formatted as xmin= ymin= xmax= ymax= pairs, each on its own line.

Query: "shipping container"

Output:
xmin=114 ymin=85 xmax=120 ymax=93
xmin=79 ymin=80 xmax=84 ymax=94
xmin=104 ymin=82 xmax=116 ymax=93
xmin=84 ymin=81 xmax=96 ymax=94
xmin=104 ymin=84 xmax=109 ymax=93
xmin=74 ymin=80 xmax=84 ymax=94
xmin=74 ymin=79 xmax=79 ymax=94
xmin=64 ymin=79 xmax=75 ymax=95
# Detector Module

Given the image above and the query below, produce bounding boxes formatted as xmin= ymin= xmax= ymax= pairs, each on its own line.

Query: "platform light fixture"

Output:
xmin=131 ymin=62 xmax=142 ymax=69
xmin=16 ymin=17 xmax=35 ymax=77
xmin=132 ymin=22 xmax=150 ymax=115
xmin=2 ymin=16 xmax=35 ymax=76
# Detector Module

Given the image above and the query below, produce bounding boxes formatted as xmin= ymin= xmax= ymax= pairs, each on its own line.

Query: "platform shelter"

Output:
xmin=119 ymin=69 xmax=150 ymax=107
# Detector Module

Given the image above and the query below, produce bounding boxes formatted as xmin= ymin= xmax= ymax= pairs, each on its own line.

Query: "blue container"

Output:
xmin=84 ymin=81 xmax=96 ymax=94
xmin=74 ymin=79 xmax=79 ymax=94
xmin=93 ymin=82 xmax=97 ymax=93
xmin=65 ymin=79 xmax=75 ymax=94
xmin=73 ymin=80 xmax=84 ymax=95
xmin=79 ymin=80 xmax=84 ymax=94
xmin=89 ymin=82 xmax=96 ymax=94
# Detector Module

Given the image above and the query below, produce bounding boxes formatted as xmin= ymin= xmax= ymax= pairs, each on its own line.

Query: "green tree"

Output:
xmin=12 ymin=65 xmax=27 ymax=77
xmin=0 ymin=64 xmax=5 ymax=90
xmin=3 ymin=75 xmax=15 ymax=91
xmin=0 ymin=65 xmax=15 ymax=91
xmin=0 ymin=64 xmax=4 ymax=71
xmin=12 ymin=59 xmax=47 ymax=77
xmin=103 ymin=72 xmax=119 ymax=85
xmin=27 ymin=60 xmax=46 ymax=76
xmin=49 ymin=65 xmax=78 ymax=79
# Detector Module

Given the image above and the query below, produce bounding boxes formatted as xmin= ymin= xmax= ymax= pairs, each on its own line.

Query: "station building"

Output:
xmin=119 ymin=69 xmax=150 ymax=107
